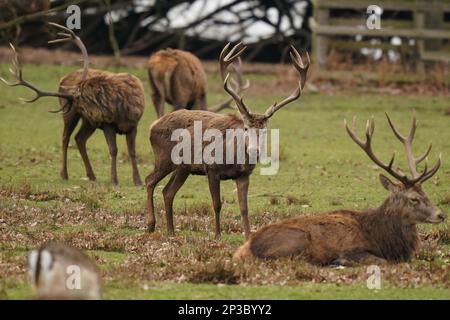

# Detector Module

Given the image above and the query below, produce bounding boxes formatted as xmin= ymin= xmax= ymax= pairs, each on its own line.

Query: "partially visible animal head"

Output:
xmin=379 ymin=174 xmax=446 ymax=225
xmin=346 ymin=112 xmax=446 ymax=226
xmin=27 ymin=242 xmax=101 ymax=300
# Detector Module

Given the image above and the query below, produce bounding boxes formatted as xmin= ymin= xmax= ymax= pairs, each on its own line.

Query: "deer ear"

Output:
xmin=379 ymin=174 xmax=400 ymax=192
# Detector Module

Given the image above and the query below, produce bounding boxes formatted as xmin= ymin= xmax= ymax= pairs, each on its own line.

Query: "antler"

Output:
xmin=219 ymin=42 xmax=247 ymax=82
xmin=0 ymin=43 xmax=73 ymax=104
xmin=221 ymin=43 xmax=253 ymax=118
xmin=263 ymin=45 xmax=310 ymax=119
xmin=48 ymin=22 xmax=89 ymax=81
xmin=210 ymin=54 xmax=250 ymax=112
xmin=345 ymin=114 xmax=441 ymax=187
xmin=384 ymin=111 xmax=440 ymax=184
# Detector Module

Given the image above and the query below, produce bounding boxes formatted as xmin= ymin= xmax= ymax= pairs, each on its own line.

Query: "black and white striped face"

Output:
xmin=26 ymin=242 xmax=102 ymax=300
xmin=27 ymin=248 xmax=54 ymax=288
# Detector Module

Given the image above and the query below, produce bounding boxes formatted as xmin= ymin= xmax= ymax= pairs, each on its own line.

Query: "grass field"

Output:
xmin=0 ymin=62 xmax=449 ymax=299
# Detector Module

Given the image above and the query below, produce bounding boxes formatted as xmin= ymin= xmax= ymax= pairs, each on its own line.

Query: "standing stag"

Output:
xmin=146 ymin=43 xmax=309 ymax=239
xmin=234 ymin=113 xmax=445 ymax=265
xmin=1 ymin=23 xmax=145 ymax=186
xmin=147 ymin=47 xmax=248 ymax=118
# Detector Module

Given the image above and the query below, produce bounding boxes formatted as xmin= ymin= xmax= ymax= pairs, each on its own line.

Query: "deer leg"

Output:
xmin=207 ymin=173 xmax=222 ymax=239
xmin=61 ymin=109 xmax=80 ymax=180
xmin=145 ymin=164 xmax=175 ymax=232
xmin=75 ymin=120 xmax=96 ymax=181
xmin=152 ymin=93 xmax=165 ymax=119
xmin=126 ymin=127 xmax=141 ymax=186
xmin=236 ymin=175 xmax=251 ymax=239
xmin=193 ymin=93 xmax=207 ymax=111
xmin=148 ymin=70 xmax=165 ymax=118
xmin=162 ymin=168 xmax=189 ymax=236
xmin=102 ymin=125 xmax=119 ymax=185
xmin=334 ymin=252 xmax=387 ymax=266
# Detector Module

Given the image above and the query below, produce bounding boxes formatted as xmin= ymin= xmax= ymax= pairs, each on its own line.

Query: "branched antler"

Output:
xmin=210 ymin=42 xmax=250 ymax=113
xmin=48 ymin=22 xmax=89 ymax=81
xmin=221 ymin=43 xmax=253 ymax=118
xmin=263 ymin=45 xmax=310 ymax=119
xmin=0 ymin=43 xmax=73 ymax=104
xmin=345 ymin=113 xmax=441 ymax=187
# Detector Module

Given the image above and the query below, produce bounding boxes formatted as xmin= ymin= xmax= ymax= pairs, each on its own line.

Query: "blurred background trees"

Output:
xmin=0 ymin=0 xmax=312 ymax=62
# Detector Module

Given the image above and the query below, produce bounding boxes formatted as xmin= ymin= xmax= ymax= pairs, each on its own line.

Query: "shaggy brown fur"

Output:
xmin=234 ymin=114 xmax=446 ymax=265
xmin=233 ymin=200 xmax=423 ymax=265
xmin=1 ymin=25 xmax=146 ymax=185
xmin=148 ymin=49 xmax=207 ymax=117
xmin=58 ymin=68 xmax=145 ymax=185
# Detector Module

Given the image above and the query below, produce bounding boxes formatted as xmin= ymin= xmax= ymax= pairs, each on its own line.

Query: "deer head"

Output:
xmin=222 ymin=43 xmax=309 ymax=156
xmin=345 ymin=112 xmax=446 ymax=225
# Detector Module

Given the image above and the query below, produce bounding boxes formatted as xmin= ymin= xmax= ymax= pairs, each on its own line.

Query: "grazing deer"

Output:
xmin=0 ymin=23 xmax=145 ymax=185
xmin=234 ymin=113 xmax=445 ymax=265
xmin=145 ymin=43 xmax=309 ymax=239
xmin=28 ymin=242 xmax=101 ymax=300
xmin=147 ymin=47 xmax=248 ymax=118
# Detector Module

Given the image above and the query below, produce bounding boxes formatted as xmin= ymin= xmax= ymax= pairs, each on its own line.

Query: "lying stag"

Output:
xmin=234 ymin=113 xmax=445 ymax=264
xmin=148 ymin=47 xmax=248 ymax=118
xmin=1 ymin=23 xmax=145 ymax=185
xmin=146 ymin=43 xmax=309 ymax=239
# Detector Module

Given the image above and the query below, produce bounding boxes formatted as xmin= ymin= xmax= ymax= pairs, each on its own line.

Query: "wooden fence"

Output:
xmin=310 ymin=0 xmax=450 ymax=67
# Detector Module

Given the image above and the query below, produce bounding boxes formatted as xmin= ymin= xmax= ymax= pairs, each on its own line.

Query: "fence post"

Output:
xmin=424 ymin=0 xmax=443 ymax=51
xmin=313 ymin=0 xmax=329 ymax=67
xmin=414 ymin=2 xmax=425 ymax=72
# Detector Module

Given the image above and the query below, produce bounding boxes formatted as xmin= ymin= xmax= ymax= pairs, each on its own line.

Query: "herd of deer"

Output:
xmin=1 ymin=23 xmax=446 ymax=279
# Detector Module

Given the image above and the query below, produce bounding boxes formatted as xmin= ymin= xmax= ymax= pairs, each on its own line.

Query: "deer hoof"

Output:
xmin=147 ymin=224 xmax=155 ymax=233
xmin=60 ymin=171 xmax=68 ymax=180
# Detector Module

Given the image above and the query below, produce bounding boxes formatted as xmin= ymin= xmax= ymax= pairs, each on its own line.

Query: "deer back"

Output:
xmin=58 ymin=68 xmax=106 ymax=107
xmin=149 ymin=109 xmax=254 ymax=176
xmin=148 ymin=49 xmax=207 ymax=108
xmin=61 ymin=70 xmax=145 ymax=132
xmin=150 ymin=109 xmax=242 ymax=148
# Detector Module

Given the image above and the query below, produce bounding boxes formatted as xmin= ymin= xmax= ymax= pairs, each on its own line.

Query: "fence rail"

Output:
xmin=310 ymin=0 xmax=450 ymax=66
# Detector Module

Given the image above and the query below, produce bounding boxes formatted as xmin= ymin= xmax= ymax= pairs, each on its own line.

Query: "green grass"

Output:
xmin=0 ymin=62 xmax=449 ymax=299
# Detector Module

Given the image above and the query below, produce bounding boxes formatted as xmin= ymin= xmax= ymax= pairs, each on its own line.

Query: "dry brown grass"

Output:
xmin=2 ymin=184 xmax=450 ymax=289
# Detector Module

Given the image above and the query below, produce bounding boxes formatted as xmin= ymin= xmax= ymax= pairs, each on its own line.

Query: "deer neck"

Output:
xmin=358 ymin=200 xmax=419 ymax=262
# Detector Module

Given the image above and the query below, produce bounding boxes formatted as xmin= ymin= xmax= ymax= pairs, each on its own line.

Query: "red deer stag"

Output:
xmin=147 ymin=47 xmax=248 ymax=118
xmin=234 ymin=113 xmax=445 ymax=265
xmin=0 ymin=23 xmax=145 ymax=186
xmin=146 ymin=43 xmax=309 ymax=239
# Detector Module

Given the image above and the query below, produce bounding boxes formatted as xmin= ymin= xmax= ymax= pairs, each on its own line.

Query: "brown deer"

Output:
xmin=147 ymin=47 xmax=248 ymax=118
xmin=0 ymin=23 xmax=145 ymax=186
xmin=145 ymin=43 xmax=309 ymax=239
xmin=234 ymin=113 xmax=445 ymax=265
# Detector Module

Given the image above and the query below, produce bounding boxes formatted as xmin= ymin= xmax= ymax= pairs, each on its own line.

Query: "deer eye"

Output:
xmin=409 ymin=198 xmax=420 ymax=206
